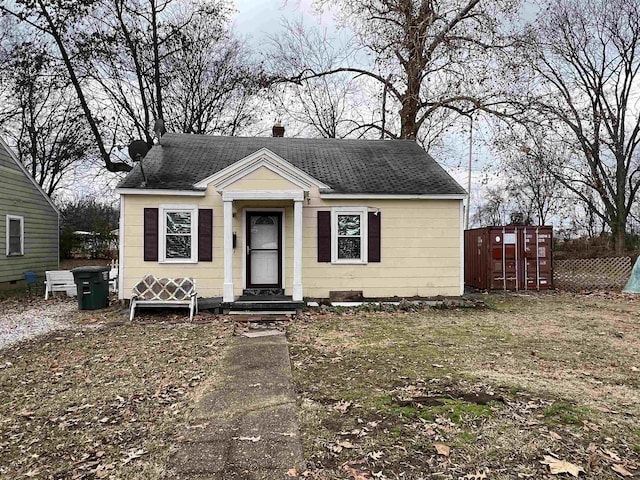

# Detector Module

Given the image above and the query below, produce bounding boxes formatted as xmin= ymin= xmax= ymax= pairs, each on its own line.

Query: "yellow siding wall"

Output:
xmin=302 ymin=194 xmax=461 ymax=297
xmin=224 ymin=166 xmax=301 ymax=191
xmin=121 ymin=166 xmax=462 ymax=299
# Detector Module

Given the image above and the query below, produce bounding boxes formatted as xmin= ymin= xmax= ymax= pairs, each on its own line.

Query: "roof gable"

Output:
xmin=0 ymin=135 xmax=59 ymax=214
xmin=194 ymin=147 xmax=330 ymax=191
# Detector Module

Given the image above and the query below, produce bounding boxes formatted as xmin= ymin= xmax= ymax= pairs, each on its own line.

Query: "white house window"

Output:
xmin=160 ymin=205 xmax=198 ymax=263
xmin=331 ymin=208 xmax=367 ymax=264
xmin=6 ymin=215 xmax=24 ymax=256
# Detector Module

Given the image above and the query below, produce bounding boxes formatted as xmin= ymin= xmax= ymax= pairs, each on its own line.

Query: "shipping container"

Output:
xmin=464 ymin=226 xmax=553 ymax=291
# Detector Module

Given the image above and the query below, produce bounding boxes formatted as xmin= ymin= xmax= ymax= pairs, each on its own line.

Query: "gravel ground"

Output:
xmin=0 ymin=297 xmax=77 ymax=350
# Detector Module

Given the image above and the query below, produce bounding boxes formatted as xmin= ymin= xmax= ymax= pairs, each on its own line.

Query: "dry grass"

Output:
xmin=287 ymin=292 xmax=640 ymax=479
xmin=0 ymin=303 xmax=233 ymax=479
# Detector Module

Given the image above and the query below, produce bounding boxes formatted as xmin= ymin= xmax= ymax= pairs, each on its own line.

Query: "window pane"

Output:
xmin=166 ymin=235 xmax=191 ymax=258
xmin=8 ymin=219 xmax=21 ymax=254
xmin=9 ymin=219 xmax=20 ymax=236
xmin=338 ymin=215 xmax=360 ymax=236
xmin=9 ymin=236 xmax=21 ymax=254
xmin=338 ymin=237 xmax=361 ymax=259
xmin=166 ymin=212 xmax=191 ymax=234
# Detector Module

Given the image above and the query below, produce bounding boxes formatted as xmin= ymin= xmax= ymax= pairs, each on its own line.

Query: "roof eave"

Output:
xmin=115 ymin=187 xmax=206 ymax=196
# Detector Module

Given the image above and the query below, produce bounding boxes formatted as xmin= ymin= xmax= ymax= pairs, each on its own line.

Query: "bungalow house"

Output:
xmin=0 ymin=135 xmax=59 ymax=288
xmin=116 ymin=131 xmax=466 ymax=303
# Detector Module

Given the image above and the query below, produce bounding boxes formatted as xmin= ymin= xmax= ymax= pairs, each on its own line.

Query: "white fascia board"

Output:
xmin=319 ymin=193 xmax=467 ymax=200
xmin=0 ymin=134 xmax=60 ymax=214
xmin=221 ymin=190 xmax=304 ymax=202
xmin=194 ymin=147 xmax=330 ymax=190
xmin=115 ymin=188 xmax=206 ymax=196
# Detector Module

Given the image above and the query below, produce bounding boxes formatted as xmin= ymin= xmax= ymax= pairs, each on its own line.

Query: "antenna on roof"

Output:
xmin=128 ymin=139 xmax=149 ymax=187
xmin=153 ymin=118 xmax=166 ymax=144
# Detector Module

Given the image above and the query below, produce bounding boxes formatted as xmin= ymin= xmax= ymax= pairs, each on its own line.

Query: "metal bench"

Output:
xmin=44 ymin=270 xmax=77 ymax=300
xmin=129 ymin=275 xmax=197 ymax=321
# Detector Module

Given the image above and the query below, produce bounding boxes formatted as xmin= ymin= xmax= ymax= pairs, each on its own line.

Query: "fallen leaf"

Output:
xmin=121 ymin=448 xmax=146 ymax=465
xmin=333 ymin=400 xmax=353 ymax=414
xmin=596 ymin=406 xmax=616 ymax=414
xmin=464 ymin=471 xmax=488 ymax=480
xmin=549 ymin=431 xmax=562 ymax=440
xmin=603 ymin=449 xmax=621 ymax=462
xmin=434 ymin=443 xmax=450 ymax=457
xmin=338 ymin=440 xmax=354 ymax=449
xmin=611 ymin=464 xmax=633 ymax=477
xmin=287 ymin=468 xmax=299 ymax=477
xmin=540 ymin=455 xmax=585 ymax=477
xmin=344 ymin=465 xmax=371 ymax=480
xmin=368 ymin=451 xmax=384 ymax=460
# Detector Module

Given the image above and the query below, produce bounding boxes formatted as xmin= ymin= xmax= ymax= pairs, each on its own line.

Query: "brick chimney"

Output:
xmin=272 ymin=121 xmax=285 ymax=137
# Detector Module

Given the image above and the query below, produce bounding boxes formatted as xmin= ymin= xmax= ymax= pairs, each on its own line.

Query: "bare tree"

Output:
xmin=471 ymin=186 xmax=513 ymax=227
xmin=0 ymin=0 xmax=132 ymax=172
xmin=272 ymin=0 xmax=514 ymax=144
xmin=0 ymin=40 xmax=92 ymax=197
xmin=0 ymin=0 xmax=252 ymax=174
xmin=163 ymin=14 xmax=260 ymax=135
xmin=495 ymin=125 xmax=567 ymax=225
xmin=508 ymin=0 xmax=640 ymax=253
xmin=267 ymin=19 xmax=368 ymax=138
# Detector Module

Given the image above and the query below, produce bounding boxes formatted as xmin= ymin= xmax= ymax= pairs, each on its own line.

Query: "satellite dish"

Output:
xmin=128 ymin=140 xmax=149 ymax=162
xmin=127 ymin=139 xmax=149 ymax=186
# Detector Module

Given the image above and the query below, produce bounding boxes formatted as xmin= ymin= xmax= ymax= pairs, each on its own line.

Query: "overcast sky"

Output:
xmin=233 ymin=0 xmax=338 ymax=42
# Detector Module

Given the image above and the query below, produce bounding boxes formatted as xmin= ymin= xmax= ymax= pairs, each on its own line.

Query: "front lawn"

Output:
xmin=0 ymin=305 xmax=233 ymax=479
xmin=287 ymin=293 xmax=640 ymax=479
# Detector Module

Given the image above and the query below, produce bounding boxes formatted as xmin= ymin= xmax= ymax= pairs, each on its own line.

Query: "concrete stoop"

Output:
xmin=165 ymin=335 xmax=304 ymax=479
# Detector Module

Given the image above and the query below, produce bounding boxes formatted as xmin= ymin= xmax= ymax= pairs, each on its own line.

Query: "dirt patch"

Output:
xmin=288 ymin=293 xmax=640 ymax=479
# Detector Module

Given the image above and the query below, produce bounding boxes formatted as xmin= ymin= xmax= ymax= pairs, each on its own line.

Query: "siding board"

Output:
xmin=0 ymin=139 xmax=58 ymax=283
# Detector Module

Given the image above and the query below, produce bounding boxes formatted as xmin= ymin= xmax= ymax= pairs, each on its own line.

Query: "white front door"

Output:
xmin=247 ymin=212 xmax=282 ymax=287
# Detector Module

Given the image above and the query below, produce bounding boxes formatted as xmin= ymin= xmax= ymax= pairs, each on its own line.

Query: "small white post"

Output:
xmin=292 ymin=199 xmax=303 ymax=301
xmin=223 ymin=200 xmax=234 ymax=302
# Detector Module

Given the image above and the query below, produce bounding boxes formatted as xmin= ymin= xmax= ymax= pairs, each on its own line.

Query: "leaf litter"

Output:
xmin=288 ymin=292 xmax=640 ymax=479
xmin=0 ymin=308 xmax=233 ymax=479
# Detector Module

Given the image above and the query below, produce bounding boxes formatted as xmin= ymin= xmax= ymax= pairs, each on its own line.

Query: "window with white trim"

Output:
xmin=331 ymin=208 xmax=368 ymax=263
xmin=6 ymin=215 xmax=24 ymax=256
xmin=160 ymin=205 xmax=198 ymax=262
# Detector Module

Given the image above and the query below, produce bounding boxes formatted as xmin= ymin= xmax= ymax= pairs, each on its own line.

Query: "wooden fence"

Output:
xmin=554 ymin=256 xmax=632 ymax=291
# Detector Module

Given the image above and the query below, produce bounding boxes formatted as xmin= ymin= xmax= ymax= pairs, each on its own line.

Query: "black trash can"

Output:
xmin=71 ymin=266 xmax=110 ymax=310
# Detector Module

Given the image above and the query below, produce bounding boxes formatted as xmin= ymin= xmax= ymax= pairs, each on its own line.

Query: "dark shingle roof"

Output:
xmin=117 ymin=134 xmax=465 ymax=195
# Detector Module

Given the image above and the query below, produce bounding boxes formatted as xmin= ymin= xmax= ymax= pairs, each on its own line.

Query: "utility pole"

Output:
xmin=465 ymin=115 xmax=473 ymax=230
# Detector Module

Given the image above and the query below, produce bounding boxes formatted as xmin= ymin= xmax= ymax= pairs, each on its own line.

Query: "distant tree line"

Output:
xmin=59 ymin=197 xmax=119 ymax=259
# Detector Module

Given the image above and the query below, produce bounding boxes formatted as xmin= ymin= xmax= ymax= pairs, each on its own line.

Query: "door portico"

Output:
xmin=192 ymin=148 xmax=329 ymax=303
xmin=221 ymin=190 xmax=304 ymax=302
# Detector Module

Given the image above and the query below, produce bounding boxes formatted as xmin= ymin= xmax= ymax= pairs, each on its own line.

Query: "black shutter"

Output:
xmin=368 ymin=211 xmax=381 ymax=262
xmin=143 ymin=208 xmax=159 ymax=261
xmin=317 ymin=211 xmax=331 ymax=262
xmin=198 ymin=209 xmax=213 ymax=262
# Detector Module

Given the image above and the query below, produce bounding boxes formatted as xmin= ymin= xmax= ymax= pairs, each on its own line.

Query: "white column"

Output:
xmin=292 ymin=199 xmax=303 ymax=301
xmin=223 ymin=200 xmax=234 ymax=302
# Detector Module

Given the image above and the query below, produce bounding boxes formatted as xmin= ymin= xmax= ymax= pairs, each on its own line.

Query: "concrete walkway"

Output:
xmin=167 ymin=331 xmax=304 ymax=479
